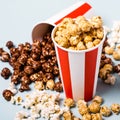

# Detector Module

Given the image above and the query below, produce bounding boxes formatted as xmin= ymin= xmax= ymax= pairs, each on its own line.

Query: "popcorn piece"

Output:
xmin=111 ymin=103 xmax=120 ymax=114
xmin=63 ymin=111 xmax=74 ymax=120
xmin=46 ymin=79 xmax=55 ymax=90
xmin=104 ymin=74 xmax=116 ymax=85
xmin=15 ymin=110 xmax=29 ymax=120
xmin=82 ymin=113 xmax=92 ymax=120
xmin=91 ymin=113 xmax=102 ymax=120
xmin=93 ymin=39 xmax=101 ymax=46
xmin=99 ymin=64 xmax=113 ymax=80
xmin=92 ymin=96 xmax=103 ymax=105
xmin=113 ymin=50 xmax=120 ymax=60
xmin=8 ymin=82 xmax=18 ymax=95
xmin=90 ymin=16 xmax=103 ymax=28
xmin=76 ymin=41 xmax=86 ymax=50
xmin=84 ymin=35 xmax=92 ymax=44
xmin=16 ymin=96 xmax=23 ymax=105
xmin=77 ymin=99 xmax=89 ymax=115
xmin=88 ymin=102 xmax=100 ymax=113
xmin=104 ymin=46 xmax=114 ymax=55
xmin=64 ymin=98 xmax=75 ymax=108
xmin=100 ymin=106 xmax=112 ymax=117
xmin=86 ymin=42 xmax=94 ymax=49
xmin=34 ymin=81 xmax=44 ymax=90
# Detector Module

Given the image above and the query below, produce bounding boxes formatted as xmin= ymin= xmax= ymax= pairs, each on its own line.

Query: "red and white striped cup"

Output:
xmin=32 ymin=1 xmax=106 ymax=101
xmin=52 ymin=27 xmax=107 ymax=101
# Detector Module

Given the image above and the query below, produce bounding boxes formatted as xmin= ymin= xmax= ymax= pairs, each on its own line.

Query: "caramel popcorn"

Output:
xmin=111 ymin=103 xmax=120 ymax=114
xmin=100 ymin=105 xmax=112 ymax=117
xmin=104 ymin=46 xmax=114 ymax=55
xmin=34 ymin=81 xmax=45 ymax=90
xmin=92 ymin=96 xmax=103 ymax=105
xmin=88 ymin=102 xmax=100 ymax=113
xmin=64 ymin=98 xmax=75 ymax=108
xmin=54 ymin=16 xmax=104 ymax=50
xmin=63 ymin=111 xmax=80 ymax=120
xmin=63 ymin=111 xmax=73 ymax=120
xmin=91 ymin=113 xmax=102 ymax=120
xmin=112 ymin=50 xmax=120 ymax=60
xmin=82 ymin=113 xmax=92 ymax=120
xmin=77 ymin=99 xmax=89 ymax=115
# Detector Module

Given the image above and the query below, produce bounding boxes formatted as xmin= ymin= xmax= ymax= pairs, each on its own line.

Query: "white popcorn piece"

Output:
xmin=111 ymin=31 xmax=119 ymax=38
xmin=14 ymin=111 xmax=29 ymax=120
xmin=8 ymin=82 xmax=18 ymax=95
xmin=104 ymin=74 xmax=116 ymax=85
xmin=11 ymin=96 xmax=16 ymax=104
xmin=16 ymin=96 xmax=23 ymax=105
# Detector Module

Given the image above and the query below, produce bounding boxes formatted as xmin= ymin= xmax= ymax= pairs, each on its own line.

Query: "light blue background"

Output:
xmin=0 ymin=0 xmax=120 ymax=119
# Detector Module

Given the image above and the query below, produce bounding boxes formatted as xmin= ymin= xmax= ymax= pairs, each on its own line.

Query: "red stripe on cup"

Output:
xmin=84 ymin=48 xmax=98 ymax=101
xmin=57 ymin=47 xmax=73 ymax=98
xmin=55 ymin=3 xmax=92 ymax=24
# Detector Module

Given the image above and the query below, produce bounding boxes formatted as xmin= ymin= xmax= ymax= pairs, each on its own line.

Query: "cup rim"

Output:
xmin=51 ymin=26 xmax=107 ymax=53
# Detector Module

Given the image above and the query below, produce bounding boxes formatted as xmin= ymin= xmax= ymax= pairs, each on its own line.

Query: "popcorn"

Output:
xmin=111 ymin=103 xmax=120 ymax=114
xmin=64 ymin=98 xmax=75 ymax=108
xmin=15 ymin=90 xmax=65 ymax=120
xmin=34 ymin=81 xmax=45 ymax=90
xmin=100 ymin=106 xmax=112 ymax=117
xmin=88 ymin=102 xmax=100 ymax=113
xmin=7 ymin=82 xmax=18 ymax=95
xmin=106 ymin=21 xmax=120 ymax=61
xmin=10 ymin=96 xmax=23 ymax=105
xmin=15 ymin=110 xmax=29 ymax=120
xmin=54 ymin=15 xmax=104 ymax=50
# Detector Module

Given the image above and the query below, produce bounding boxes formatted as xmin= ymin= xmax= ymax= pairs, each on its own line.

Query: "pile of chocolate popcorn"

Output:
xmin=0 ymin=32 xmax=63 ymax=101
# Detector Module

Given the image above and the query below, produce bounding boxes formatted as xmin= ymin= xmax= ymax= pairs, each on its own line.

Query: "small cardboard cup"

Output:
xmin=32 ymin=22 xmax=54 ymax=42
xmin=52 ymin=26 xmax=107 ymax=101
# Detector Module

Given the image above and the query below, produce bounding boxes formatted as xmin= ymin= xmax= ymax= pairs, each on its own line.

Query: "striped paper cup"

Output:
xmin=52 ymin=27 xmax=107 ymax=101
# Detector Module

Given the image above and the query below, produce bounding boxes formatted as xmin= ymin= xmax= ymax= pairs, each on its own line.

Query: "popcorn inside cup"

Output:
xmin=53 ymin=16 xmax=104 ymax=51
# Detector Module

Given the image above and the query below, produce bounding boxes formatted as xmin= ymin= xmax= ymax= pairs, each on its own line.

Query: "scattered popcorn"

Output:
xmin=82 ymin=113 xmax=91 ymax=120
xmin=64 ymin=98 xmax=75 ymax=108
xmin=10 ymin=96 xmax=23 ymax=105
xmin=92 ymin=96 xmax=103 ymax=105
xmin=88 ymin=102 xmax=100 ymax=113
xmin=112 ymin=50 xmax=120 ymax=60
xmin=111 ymin=103 xmax=120 ymax=115
xmin=104 ymin=74 xmax=116 ymax=85
xmin=100 ymin=105 xmax=112 ymax=117
xmin=34 ymin=81 xmax=44 ymax=91
xmin=77 ymin=99 xmax=89 ymax=116
xmin=91 ymin=113 xmax=102 ymax=120
xmin=104 ymin=46 xmax=114 ymax=55
xmin=16 ymin=90 xmax=66 ymax=120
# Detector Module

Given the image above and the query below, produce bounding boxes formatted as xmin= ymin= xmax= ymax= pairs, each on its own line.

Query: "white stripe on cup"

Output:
xmin=92 ymin=44 xmax=103 ymax=96
xmin=68 ymin=52 xmax=85 ymax=101
xmin=45 ymin=1 xmax=85 ymax=24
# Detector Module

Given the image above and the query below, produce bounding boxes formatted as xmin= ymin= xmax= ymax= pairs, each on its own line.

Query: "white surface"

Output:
xmin=0 ymin=0 xmax=120 ymax=120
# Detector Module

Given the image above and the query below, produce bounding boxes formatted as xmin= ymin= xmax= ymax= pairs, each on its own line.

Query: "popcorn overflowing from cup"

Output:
xmin=53 ymin=16 xmax=104 ymax=50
